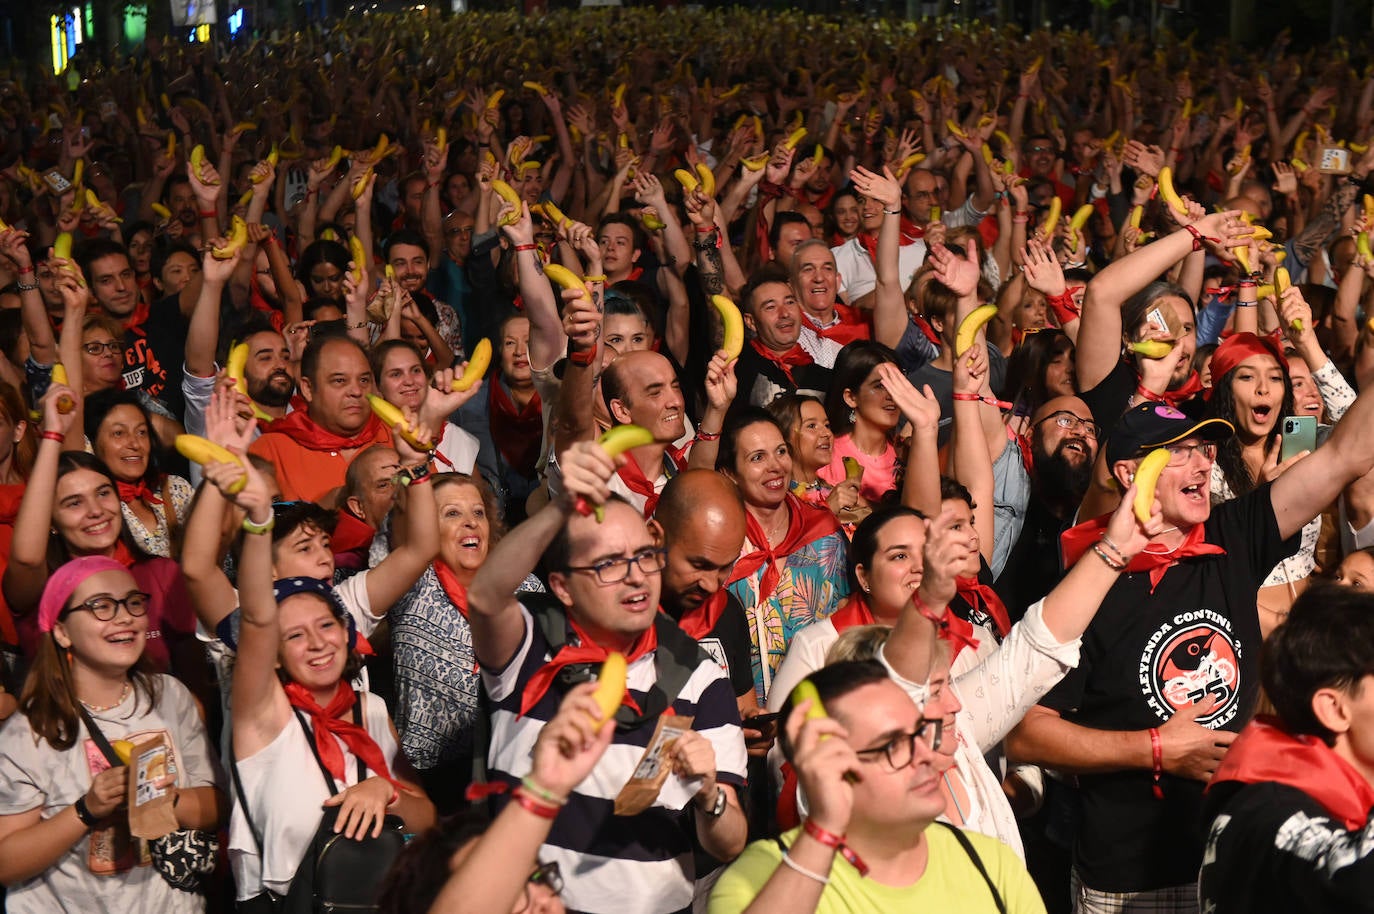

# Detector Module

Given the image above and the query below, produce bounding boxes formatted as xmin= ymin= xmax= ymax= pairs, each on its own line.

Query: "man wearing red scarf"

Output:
xmin=467 ymin=443 xmax=748 ymax=914
xmin=1200 ymin=584 xmax=1374 ymax=913
xmin=791 ymin=240 xmax=871 ymax=346
xmin=1008 ymin=391 xmax=1374 ymax=913
xmin=251 ymin=336 xmax=393 ymax=503
xmin=732 ymin=267 xmax=837 ymax=408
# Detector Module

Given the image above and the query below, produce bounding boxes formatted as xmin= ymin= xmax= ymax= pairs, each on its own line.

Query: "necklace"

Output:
xmin=80 ymin=680 xmax=131 ymax=713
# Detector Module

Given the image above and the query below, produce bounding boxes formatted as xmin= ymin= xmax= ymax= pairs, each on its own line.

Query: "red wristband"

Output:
xmin=198 ymin=209 xmax=217 ymax=218
xmin=951 ymin=392 xmax=982 ymax=402
xmin=513 ymin=788 xmax=560 ymax=820
xmin=803 ymin=819 xmax=869 ymax=877
xmin=1149 ymin=727 xmax=1165 ymax=799
xmin=513 ymin=243 xmax=537 ymax=252
xmin=17 ymin=265 xmax=33 ymax=275
xmin=1135 ymin=382 xmax=1164 ymax=402
xmin=1046 ymin=288 xmax=1081 ymax=326
xmin=42 ymin=431 xmax=65 ymax=443
xmin=567 ymin=345 xmax=596 ymax=367
xmin=694 ymin=225 xmax=716 ymax=234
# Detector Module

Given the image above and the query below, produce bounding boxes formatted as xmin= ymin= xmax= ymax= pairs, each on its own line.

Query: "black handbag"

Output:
xmin=230 ymin=704 xmax=406 ymax=913
xmin=78 ymin=705 xmax=219 ymax=893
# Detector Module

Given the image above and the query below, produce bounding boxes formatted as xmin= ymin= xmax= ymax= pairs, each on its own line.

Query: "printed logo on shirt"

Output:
xmin=698 ymin=636 xmax=730 ymax=677
xmin=1139 ymin=609 xmax=1242 ymax=727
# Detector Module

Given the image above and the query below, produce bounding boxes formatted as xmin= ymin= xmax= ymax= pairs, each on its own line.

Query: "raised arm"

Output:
xmin=852 ymin=166 xmax=908 ymax=349
xmin=0 ymin=229 xmax=56 ymax=364
xmin=363 ymin=424 xmax=441 ymax=614
xmin=468 ymin=441 xmax=616 ymax=670
xmin=504 ymin=200 xmax=566 ymax=373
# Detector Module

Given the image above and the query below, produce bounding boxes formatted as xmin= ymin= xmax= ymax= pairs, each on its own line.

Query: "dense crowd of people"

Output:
xmin=2 ymin=7 xmax=1374 ymax=913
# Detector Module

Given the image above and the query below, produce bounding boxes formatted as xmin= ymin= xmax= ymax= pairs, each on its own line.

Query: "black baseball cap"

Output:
xmin=1105 ymin=401 xmax=1234 ymax=465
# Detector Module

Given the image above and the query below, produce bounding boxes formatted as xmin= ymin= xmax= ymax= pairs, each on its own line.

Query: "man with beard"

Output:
xmin=182 ymin=246 xmax=297 ymax=458
xmin=995 ymin=396 xmax=1099 ymax=623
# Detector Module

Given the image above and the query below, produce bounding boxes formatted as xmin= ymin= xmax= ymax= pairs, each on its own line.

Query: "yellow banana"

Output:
xmin=543 ymin=263 xmax=588 ymax=298
xmin=1358 ymin=232 xmax=1372 ymax=259
xmin=348 ymin=235 xmax=367 ymax=285
xmin=52 ymin=232 xmax=73 ymax=263
xmin=112 ymin=739 xmax=135 ymax=765
xmin=152 ymin=201 xmax=171 ymax=220
xmin=782 ymin=127 xmax=808 ymax=150
xmin=812 ymin=145 xmax=824 ymax=166
xmin=232 ymin=121 xmax=258 ymax=135
xmin=351 ymin=168 xmax=373 ymax=200
xmin=611 ymin=83 xmax=626 ymax=109
xmin=72 ymin=159 xmax=83 ymax=189
xmin=323 ymin=145 xmax=343 ymax=171
xmin=522 ymin=81 xmax=548 ymax=95
xmin=1067 ymin=203 xmax=1094 ymax=252
xmin=711 ymin=295 xmax=744 ymax=359
xmin=370 ymin=133 xmax=390 ymax=161
xmin=175 ymin=436 xmax=246 ymax=492
xmin=367 ymin=395 xmax=434 ymax=451
xmin=954 ymin=304 xmax=999 ymax=355
xmin=641 ymin=211 xmax=667 ymax=231
xmin=50 ymin=363 xmax=74 ymax=414
xmin=1132 ymin=448 xmax=1170 ymax=523
xmin=1129 ymin=340 xmax=1174 ymax=359
xmin=190 ymin=144 xmax=218 ymax=185
xmin=539 ymin=200 xmax=571 ymax=228
xmin=165 ymin=131 xmax=176 ymax=159
xmin=210 ymin=216 xmax=248 ymax=261
xmin=741 ymin=153 xmax=770 ymax=172
xmin=790 ymin=679 xmax=832 ymax=741
xmin=490 ymin=180 xmax=522 ymax=226
xmin=842 ymin=456 xmax=864 ymax=482
xmin=589 ymin=652 xmax=627 ymax=725
xmin=673 ymin=168 xmax=700 ymax=194
xmin=452 ymin=338 xmax=492 ymax=391
xmin=1157 ymin=166 xmax=1189 ymax=217
xmin=1039 ymin=195 xmax=1062 ymax=240
xmin=600 ymin=424 xmax=654 ymax=457
xmin=1276 ymin=267 xmax=1301 ymax=330
xmin=695 ymin=162 xmax=716 ymax=197
xmin=1129 ymin=204 xmax=1144 ymax=229
xmin=945 ymin=118 xmax=968 ymax=139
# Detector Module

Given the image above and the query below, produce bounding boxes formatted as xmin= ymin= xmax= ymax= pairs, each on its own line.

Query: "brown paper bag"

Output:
xmin=613 ymin=715 xmax=695 ymax=816
xmin=126 ymin=733 xmax=180 ymax=840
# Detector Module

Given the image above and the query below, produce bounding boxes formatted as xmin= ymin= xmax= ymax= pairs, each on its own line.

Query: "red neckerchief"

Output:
xmin=675 ymin=589 xmax=727 ymax=641
xmin=616 ymin=447 xmax=676 ymax=518
xmin=956 ymin=576 xmax=1011 ymax=638
xmin=803 ymin=302 xmax=871 ymax=345
xmin=626 ymin=266 xmax=644 ymax=282
xmin=432 ymin=559 xmax=470 ymax=617
xmin=728 ymin=494 xmax=841 ymax=603
xmin=1012 ymin=428 xmax=1034 ymax=475
xmin=121 ymin=299 xmax=151 ymax=332
xmin=519 ymin=617 xmax=655 ymax=718
xmin=110 ymin=540 xmax=136 ymax=567
xmin=827 ymin=594 xmax=877 ymax=631
xmin=1061 ymin=513 xmax=1226 ymax=592
xmin=488 ymin=379 xmax=543 ymax=477
xmin=266 ymin=409 xmax=389 ymax=452
xmin=792 ymin=184 xmax=836 ymax=211
xmin=913 ymin=596 xmax=979 ymax=661
xmin=855 ymin=217 xmax=925 ymax=264
xmin=248 ymin=273 xmax=286 ymax=332
xmin=912 ymin=314 xmax=941 ymax=347
xmin=748 ymin=338 xmax=813 ymax=387
xmin=283 ymin=680 xmax=398 ymax=789
xmin=116 ymin=480 xmax=163 ymax=506
xmin=1139 ymin=369 xmax=1203 ymax=408
xmin=1210 ymin=717 xmax=1374 ymax=831
xmin=330 ymin=511 xmax=375 ymax=573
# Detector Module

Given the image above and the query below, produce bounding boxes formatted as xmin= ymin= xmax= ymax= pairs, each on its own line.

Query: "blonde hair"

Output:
xmin=825 ymin=624 xmax=892 ymax=664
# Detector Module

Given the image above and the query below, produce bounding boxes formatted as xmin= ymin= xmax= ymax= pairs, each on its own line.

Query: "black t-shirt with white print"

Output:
xmin=1040 ymin=482 xmax=1298 ymax=893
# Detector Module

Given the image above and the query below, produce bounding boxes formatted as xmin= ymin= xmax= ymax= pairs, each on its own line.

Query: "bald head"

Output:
xmin=655 ymin=470 xmax=748 ymax=619
xmin=1031 ymin=395 xmax=1093 ymax=429
xmin=656 ymin=469 xmax=747 ymax=543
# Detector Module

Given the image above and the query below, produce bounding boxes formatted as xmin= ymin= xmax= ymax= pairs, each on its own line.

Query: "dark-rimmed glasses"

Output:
xmin=854 ymin=717 xmax=944 ymax=771
xmin=565 ymin=548 xmax=667 ymax=585
xmin=63 ymin=591 xmax=151 ymax=622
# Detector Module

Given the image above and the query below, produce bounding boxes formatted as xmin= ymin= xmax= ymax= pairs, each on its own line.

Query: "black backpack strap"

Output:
xmin=938 ymin=822 xmax=1006 ymax=914
xmin=293 ymin=708 xmax=342 ymax=794
xmin=227 ymin=742 xmax=267 ymax=860
xmin=77 ymin=705 xmax=123 ymax=769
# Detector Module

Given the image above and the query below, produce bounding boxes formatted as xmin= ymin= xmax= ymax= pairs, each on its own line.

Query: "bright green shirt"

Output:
xmin=708 ymin=823 xmax=1048 ymax=914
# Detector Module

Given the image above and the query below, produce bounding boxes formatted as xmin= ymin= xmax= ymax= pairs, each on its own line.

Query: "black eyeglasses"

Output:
xmin=512 ymin=861 xmax=563 ymax=913
xmin=854 ymin=718 xmax=944 ymax=771
xmin=82 ymin=341 xmax=123 ymax=356
xmin=64 ymin=591 xmax=151 ymax=622
xmin=1035 ymin=410 xmax=1100 ymax=439
xmin=566 ymin=547 xmax=667 ymax=585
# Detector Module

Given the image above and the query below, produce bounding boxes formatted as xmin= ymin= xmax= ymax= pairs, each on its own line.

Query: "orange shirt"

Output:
xmin=250 ymin=422 xmax=394 ymax=503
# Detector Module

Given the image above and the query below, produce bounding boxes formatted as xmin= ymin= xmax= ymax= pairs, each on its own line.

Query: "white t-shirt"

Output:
xmin=228 ymin=692 xmax=398 ymax=900
xmin=0 ymin=676 xmax=221 ymax=914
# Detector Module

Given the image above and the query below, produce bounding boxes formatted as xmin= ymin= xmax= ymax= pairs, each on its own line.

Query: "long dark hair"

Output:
xmin=826 ymin=340 xmax=899 ymax=436
xmin=1000 ymin=328 xmax=1074 ymax=415
xmin=1205 ymin=358 xmax=1293 ymax=498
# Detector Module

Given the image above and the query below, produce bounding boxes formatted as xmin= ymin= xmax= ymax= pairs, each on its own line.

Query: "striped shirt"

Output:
xmin=482 ymin=602 xmax=748 ymax=914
